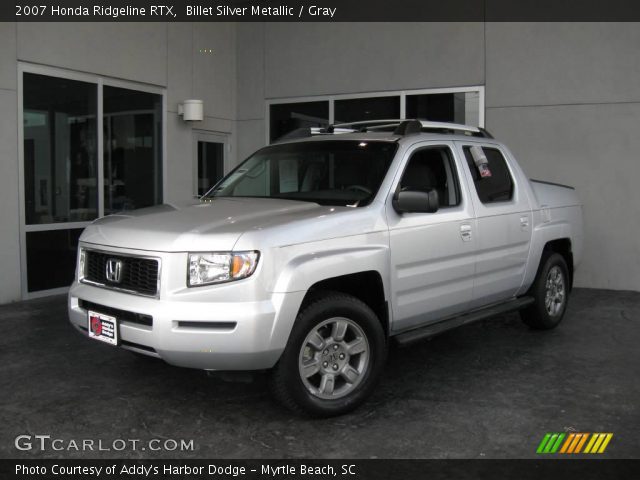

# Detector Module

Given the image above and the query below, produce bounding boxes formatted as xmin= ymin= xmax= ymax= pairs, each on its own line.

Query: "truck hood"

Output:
xmin=80 ymin=198 xmax=323 ymax=252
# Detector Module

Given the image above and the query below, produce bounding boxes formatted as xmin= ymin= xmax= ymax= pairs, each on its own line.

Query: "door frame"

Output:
xmin=453 ymin=139 xmax=533 ymax=307
xmin=17 ymin=62 xmax=166 ymax=299
xmin=385 ymin=140 xmax=478 ymax=331
xmin=192 ymin=130 xmax=230 ymax=196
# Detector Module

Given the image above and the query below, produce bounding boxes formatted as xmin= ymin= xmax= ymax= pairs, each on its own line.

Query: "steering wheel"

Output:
xmin=345 ymin=185 xmax=372 ymax=195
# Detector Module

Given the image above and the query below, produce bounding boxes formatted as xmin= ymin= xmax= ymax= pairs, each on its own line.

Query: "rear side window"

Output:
xmin=463 ymin=147 xmax=514 ymax=203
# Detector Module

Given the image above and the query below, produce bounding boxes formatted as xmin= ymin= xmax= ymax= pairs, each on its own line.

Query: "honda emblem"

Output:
xmin=105 ymin=258 xmax=123 ymax=283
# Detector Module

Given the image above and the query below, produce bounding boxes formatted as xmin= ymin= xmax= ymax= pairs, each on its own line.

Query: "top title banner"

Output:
xmin=5 ymin=0 xmax=640 ymax=21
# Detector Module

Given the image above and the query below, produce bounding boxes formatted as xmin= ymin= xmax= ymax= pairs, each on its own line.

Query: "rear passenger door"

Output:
xmin=457 ymin=142 xmax=533 ymax=308
xmin=387 ymin=142 xmax=476 ymax=332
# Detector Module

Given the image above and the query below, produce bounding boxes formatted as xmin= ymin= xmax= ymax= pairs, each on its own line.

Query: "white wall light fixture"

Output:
xmin=178 ymin=99 xmax=204 ymax=121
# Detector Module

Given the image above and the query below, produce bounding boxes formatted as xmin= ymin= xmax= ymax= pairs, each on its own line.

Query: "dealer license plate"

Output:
xmin=87 ymin=311 xmax=118 ymax=346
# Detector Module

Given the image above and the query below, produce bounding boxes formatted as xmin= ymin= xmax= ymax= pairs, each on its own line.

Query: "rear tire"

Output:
xmin=520 ymin=252 xmax=570 ymax=330
xmin=269 ymin=292 xmax=387 ymax=417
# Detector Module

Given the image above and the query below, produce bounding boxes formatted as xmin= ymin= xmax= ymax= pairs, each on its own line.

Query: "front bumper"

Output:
xmin=68 ymin=282 xmax=304 ymax=371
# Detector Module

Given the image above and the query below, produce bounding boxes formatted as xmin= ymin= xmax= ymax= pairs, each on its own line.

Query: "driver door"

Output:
xmin=387 ymin=142 xmax=477 ymax=333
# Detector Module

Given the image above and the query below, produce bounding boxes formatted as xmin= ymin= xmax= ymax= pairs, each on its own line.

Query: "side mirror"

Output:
xmin=393 ymin=188 xmax=439 ymax=214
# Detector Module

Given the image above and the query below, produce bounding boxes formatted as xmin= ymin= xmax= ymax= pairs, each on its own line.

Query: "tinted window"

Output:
xmin=334 ymin=96 xmax=400 ymax=124
xmin=23 ymin=73 xmax=98 ymax=224
xmin=103 ymin=86 xmax=163 ymax=214
xmin=197 ymin=141 xmax=224 ymax=195
xmin=26 ymin=229 xmax=83 ymax=292
xmin=463 ymin=147 xmax=514 ymax=203
xmin=269 ymin=101 xmax=329 ymax=143
xmin=406 ymin=91 xmax=480 ymax=126
xmin=400 ymin=147 xmax=461 ymax=208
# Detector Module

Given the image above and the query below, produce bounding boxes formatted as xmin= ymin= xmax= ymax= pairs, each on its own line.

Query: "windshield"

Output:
xmin=204 ymin=140 xmax=397 ymax=207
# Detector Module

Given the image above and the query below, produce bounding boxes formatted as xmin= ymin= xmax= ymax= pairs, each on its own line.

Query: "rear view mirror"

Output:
xmin=393 ymin=188 xmax=439 ymax=214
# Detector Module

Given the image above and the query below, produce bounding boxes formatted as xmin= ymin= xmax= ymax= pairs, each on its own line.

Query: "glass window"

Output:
xmin=334 ymin=96 xmax=400 ymax=124
xmin=103 ymin=86 xmax=163 ymax=214
xmin=197 ymin=141 xmax=225 ymax=195
xmin=268 ymin=89 xmax=483 ymax=143
xmin=207 ymin=141 xmax=397 ymax=207
xmin=23 ymin=73 xmax=98 ymax=224
xmin=26 ymin=229 xmax=83 ymax=292
xmin=399 ymin=147 xmax=461 ymax=208
xmin=269 ymin=101 xmax=329 ymax=143
xmin=22 ymin=72 xmax=165 ymax=294
xmin=463 ymin=147 xmax=514 ymax=203
xmin=406 ymin=91 xmax=480 ymax=126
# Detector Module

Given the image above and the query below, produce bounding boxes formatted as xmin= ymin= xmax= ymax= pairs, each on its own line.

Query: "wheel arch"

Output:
xmin=302 ymin=271 xmax=390 ymax=337
xmin=543 ymin=238 xmax=574 ymax=290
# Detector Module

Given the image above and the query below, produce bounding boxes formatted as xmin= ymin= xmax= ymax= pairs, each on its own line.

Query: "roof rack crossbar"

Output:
xmin=332 ymin=119 xmax=409 ymax=128
xmin=330 ymin=119 xmax=490 ymax=137
xmin=272 ymin=119 xmax=493 ymax=143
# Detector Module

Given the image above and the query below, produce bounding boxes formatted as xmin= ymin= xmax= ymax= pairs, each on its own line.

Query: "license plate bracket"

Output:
xmin=87 ymin=311 xmax=118 ymax=346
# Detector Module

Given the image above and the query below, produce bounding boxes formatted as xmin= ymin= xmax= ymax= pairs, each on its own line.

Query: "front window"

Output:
xmin=205 ymin=140 xmax=397 ymax=207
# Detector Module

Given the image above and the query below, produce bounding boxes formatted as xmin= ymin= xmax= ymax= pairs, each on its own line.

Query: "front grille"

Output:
xmin=78 ymin=299 xmax=153 ymax=327
xmin=83 ymin=250 xmax=159 ymax=297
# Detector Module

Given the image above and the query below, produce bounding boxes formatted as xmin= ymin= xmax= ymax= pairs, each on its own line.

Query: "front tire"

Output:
xmin=521 ymin=252 xmax=570 ymax=330
xmin=269 ymin=292 xmax=387 ymax=417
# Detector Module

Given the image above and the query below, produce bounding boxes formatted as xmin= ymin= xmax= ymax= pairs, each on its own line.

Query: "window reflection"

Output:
xmin=103 ymin=86 xmax=163 ymax=214
xmin=23 ymin=73 xmax=98 ymax=224
xmin=269 ymin=101 xmax=329 ymax=142
xmin=26 ymin=229 xmax=83 ymax=292
xmin=22 ymin=72 xmax=165 ymax=293
xmin=334 ymin=96 xmax=400 ymax=124
xmin=406 ymin=92 xmax=480 ymax=126
xmin=197 ymin=141 xmax=224 ymax=196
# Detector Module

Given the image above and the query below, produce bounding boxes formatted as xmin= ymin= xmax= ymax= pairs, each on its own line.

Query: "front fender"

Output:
xmin=271 ymin=234 xmax=390 ymax=296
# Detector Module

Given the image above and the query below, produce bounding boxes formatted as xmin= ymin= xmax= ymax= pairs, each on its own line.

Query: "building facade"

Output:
xmin=0 ymin=22 xmax=638 ymax=303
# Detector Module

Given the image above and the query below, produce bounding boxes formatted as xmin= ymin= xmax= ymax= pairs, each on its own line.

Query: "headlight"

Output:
xmin=188 ymin=251 xmax=259 ymax=287
xmin=78 ymin=247 xmax=86 ymax=280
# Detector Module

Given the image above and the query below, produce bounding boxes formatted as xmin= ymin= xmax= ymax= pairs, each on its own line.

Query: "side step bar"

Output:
xmin=394 ymin=296 xmax=535 ymax=346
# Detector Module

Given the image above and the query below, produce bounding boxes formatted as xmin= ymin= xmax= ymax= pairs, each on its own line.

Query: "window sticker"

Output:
xmin=478 ymin=163 xmax=492 ymax=178
xmin=279 ymin=159 xmax=299 ymax=193
xmin=470 ymin=145 xmax=492 ymax=178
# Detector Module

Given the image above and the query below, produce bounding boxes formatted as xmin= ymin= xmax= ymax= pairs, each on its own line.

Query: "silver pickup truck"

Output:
xmin=68 ymin=120 xmax=583 ymax=416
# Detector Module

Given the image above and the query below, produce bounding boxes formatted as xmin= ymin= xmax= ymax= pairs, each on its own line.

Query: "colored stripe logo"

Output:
xmin=536 ymin=433 xmax=613 ymax=454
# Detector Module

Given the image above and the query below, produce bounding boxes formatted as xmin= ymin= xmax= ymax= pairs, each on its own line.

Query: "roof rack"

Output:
xmin=271 ymin=119 xmax=493 ymax=143
xmin=332 ymin=119 xmax=492 ymax=138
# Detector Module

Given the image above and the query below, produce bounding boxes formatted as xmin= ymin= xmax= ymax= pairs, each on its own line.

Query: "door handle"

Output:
xmin=520 ymin=216 xmax=530 ymax=229
xmin=460 ymin=224 xmax=472 ymax=242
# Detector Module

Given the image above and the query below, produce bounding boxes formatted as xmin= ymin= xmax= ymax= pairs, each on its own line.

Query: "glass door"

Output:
xmin=194 ymin=132 xmax=228 ymax=196
xmin=20 ymin=65 xmax=165 ymax=298
xmin=22 ymin=72 xmax=97 ymax=294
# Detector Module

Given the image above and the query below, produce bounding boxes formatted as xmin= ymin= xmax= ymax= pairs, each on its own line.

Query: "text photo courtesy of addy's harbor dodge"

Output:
xmin=15 ymin=463 xmax=354 ymax=477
